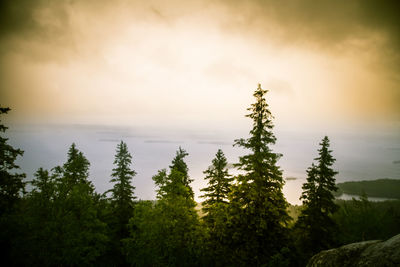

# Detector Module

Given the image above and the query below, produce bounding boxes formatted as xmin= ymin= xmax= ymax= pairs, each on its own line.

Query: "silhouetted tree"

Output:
xmin=106 ymin=141 xmax=136 ymax=265
xmin=0 ymin=107 xmax=26 ymax=214
xmin=200 ymin=149 xmax=233 ymax=264
xmin=0 ymin=107 xmax=26 ymax=264
xmin=14 ymin=145 xmax=108 ymax=266
xmin=169 ymin=146 xmax=193 ymax=198
xmin=63 ymin=143 xmax=91 ymax=188
xmin=226 ymin=84 xmax=291 ymax=265
xmin=295 ymin=136 xmax=338 ymax=260
xmin=125 ymin=148 xmax=204 ymax=266
xmin=108 ymin=141 xmax=136 ymax=229
xmin=201 ymin=149 xmax=232 ymax=215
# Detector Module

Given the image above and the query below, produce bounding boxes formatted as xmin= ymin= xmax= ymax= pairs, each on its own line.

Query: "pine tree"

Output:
xmin=296 ymin=136 xmax=339 ymax=258
xmin=108 ymin=141 xmax=136 ymax=237
xmin=200 ymin=149 xmax=232 ymax=223
xmin=226 ymin=84 xmax=290 ymax=265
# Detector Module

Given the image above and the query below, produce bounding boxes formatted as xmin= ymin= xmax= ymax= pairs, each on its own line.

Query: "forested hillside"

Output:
xmin=336 ymin=179 xmax=400 ymax=199
xmin=1 ymin=86 xmax=399 ymax=266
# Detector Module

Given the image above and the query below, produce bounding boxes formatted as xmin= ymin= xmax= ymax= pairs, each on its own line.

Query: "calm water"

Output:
xmin=6 ymin=123 xmax=400 ymax=205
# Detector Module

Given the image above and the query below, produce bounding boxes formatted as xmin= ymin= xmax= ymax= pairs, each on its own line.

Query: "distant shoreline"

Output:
xmin=334 ymin=178 xmax=400 ymax=199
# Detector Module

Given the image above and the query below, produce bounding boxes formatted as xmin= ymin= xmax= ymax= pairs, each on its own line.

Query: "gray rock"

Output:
xmin=307 ymin=234 xmax=400 ymax=267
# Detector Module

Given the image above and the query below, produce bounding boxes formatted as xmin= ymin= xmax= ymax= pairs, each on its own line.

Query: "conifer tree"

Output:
xmin=125 ymin=148 xmax=203 ymax=266
xmin=0 ymin=107 xmax=26 ymax=265
xmin=0 ymin=107 xmax=26 ymax=213
xmin=108 ymin=141 xmax=136 ymax=238
xmin=295 ymin=136 xmax=338 ymax=257
xmin=200 ymin=149 xmax=232 ymax=223
xmin=200 ymin=149 xmax=233 ymax=264
xmin=14 ymin=144 xmax=108 ymax=266
xmin=226 ymin=84 xmax=290 ymax=265
xmin=63 ymin=143 xmax=91 ymax=188
xmin=169 ymin=147 xmax=193 ymax=197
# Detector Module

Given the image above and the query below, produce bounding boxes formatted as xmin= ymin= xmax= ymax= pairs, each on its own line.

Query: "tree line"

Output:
xmin=1 ymin=85 xmax=399 ymax=266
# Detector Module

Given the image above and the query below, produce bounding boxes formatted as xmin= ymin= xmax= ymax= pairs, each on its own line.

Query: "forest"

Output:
xmin=335 ymin=179 xmax=400 ymax=199
xmin=1 ymin=85 xmax=400 ymax=266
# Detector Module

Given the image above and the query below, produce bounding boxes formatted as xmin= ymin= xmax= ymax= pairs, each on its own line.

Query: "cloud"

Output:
xmin=228 ymin=0 xmax=400 ymax=118
xmin=219 ymin=0 xmax=399 ymax=50
xmin=2 ymin=0 xmax=399 ymax=63
xmin=0 ymin=0 xmax=399 ymax=126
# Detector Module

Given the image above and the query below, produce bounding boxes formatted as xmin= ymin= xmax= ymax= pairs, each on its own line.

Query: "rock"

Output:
xmin=307 ymin=234 xmax=400 ymax=267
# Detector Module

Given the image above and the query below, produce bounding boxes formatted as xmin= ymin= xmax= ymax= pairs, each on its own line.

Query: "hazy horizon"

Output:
xmin=6 ymin=122 xmax=399 ymax=205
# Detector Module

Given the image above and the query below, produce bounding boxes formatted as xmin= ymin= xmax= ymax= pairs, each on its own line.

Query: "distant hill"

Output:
xmin=335 ymin=179 xmax=400 ymax=199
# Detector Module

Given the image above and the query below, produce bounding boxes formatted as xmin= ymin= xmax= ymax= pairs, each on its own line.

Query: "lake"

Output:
xmin=6 ymin=123 xmax=400 ymax=205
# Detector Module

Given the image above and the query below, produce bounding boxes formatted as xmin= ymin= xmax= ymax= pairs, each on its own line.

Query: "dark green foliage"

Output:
xmin=336 ymin=179 xmax=400 ymax=199
xmin=295 ymin=136 xmax=339 ymax=261
xmin=108 ymin=141 xmax=136 ymax=231
xmin=225 ymin=84 xmax=291 ymax=265
xmin=106 ymin=141 xmax=136 ymax=265
xmin=125 ymin=148 xmax=205 ymax=266
xmin=63 ymin=143 xmax=91 ymax=188
xmin=0 ymin=107 xmax=26 ymax=264
xmin=169 ymin=146 xmax=194 ymax=197
xmin=201 ymin=149 xmax=232 ymax=220
xmin=5 ymin=97 xmax=400 ymax=266
xmin=200 ymin=149 xmax=233 ymax=264
xmin=13 ymin=144 xmax=108 ymax=266
xmin=0 ymin=107 xmax=26 ymax=214
xmin=333 ymin=197 xmax=400 ymax=245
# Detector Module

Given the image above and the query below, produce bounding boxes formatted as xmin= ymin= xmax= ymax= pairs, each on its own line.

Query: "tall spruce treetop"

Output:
xmin=200 ymin=149 xmax=232 ymax=212
xmin=296 ymin=136 xmax=339 ymax=257
xmin=169 ymin=147 xmax=193 ymax=198
xmin=233 ymin=84 xmax=287 ymax=204
xmin=109 ymin=141 xmax=136 ymax=209
xmin=235 ymin=84 xmax=281 ymax=183
xmin=300 ymin=136 xmax=338 ymax=213
xmin=63 ymin=143 xmax=90 ymax=187
xmin=153 ymin=147 xmax=194 ymax=200
xmin=0 ymin=107 xmax=26 ymax=213
xmin=228 ymin=84 xmax=290 ymax=265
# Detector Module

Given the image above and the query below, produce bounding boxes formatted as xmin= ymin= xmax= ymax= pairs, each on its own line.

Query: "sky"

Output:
xmin=1 ymin=0 xmax=399 ymax=128
xmin=0 ymin=0 xmax=399 ymax=202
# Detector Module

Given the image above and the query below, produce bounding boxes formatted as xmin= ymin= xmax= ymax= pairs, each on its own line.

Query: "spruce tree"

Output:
xmin=200 ymin=149 xmax=233 ymax=264
xmin=108 ymin=141 xmax=136 ymax=235
xmin=200 ymin=149 xmax=232 ymax=223
xmin=14 ymin=144 xmax=108 ymax=265
xmin=226 ymin=84 xmax=290 ymax=265
xmin=0 ymin=107 xmax=26 ymax=265
xmin=0 ymin=107 xmax=26 ymax=213
xmin=169 ymin=147 xmax=193 ymax=197
xmin=125 ymin=148 xmax=203 ymax=266
xmin=63 ymin=143 xmax=91 ymax=188
xmin=296 ymin=136 xmax=338 ymax=258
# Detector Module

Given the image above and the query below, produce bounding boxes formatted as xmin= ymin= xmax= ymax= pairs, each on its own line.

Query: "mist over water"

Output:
xmin=7 ymin=123 xmax=400 ymax=205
